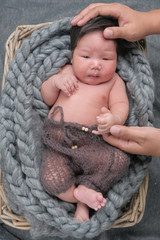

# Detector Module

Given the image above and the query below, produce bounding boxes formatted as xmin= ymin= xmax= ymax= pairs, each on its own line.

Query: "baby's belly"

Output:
xmin=49 ymin=95 xmax=103 ymax=126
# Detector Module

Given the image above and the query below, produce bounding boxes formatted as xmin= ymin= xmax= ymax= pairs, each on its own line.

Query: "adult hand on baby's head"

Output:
xmin=71 ymin=3 xmax=147 ymax=42
xmin=54 ymin=74 xmax=79 ymax=96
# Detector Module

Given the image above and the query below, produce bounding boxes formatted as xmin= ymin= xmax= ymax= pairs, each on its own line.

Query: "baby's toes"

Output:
xmin=102 ymin=199 xmax=107 ymax=206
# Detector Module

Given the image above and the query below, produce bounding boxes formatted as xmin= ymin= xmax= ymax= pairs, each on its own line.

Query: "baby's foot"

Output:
xmin=74 ymin=185 xmax=106 ymax=211
xmin=74 ymin=202 xmax=89 ymax=222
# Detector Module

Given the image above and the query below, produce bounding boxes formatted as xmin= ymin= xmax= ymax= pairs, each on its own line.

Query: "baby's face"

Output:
xmin=71 ymin=30 xmax=117 ymax=85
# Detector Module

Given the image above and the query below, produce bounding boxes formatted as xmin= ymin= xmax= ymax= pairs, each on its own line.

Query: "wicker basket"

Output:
xmin=0 ymin=22 xmax=148 ymax=230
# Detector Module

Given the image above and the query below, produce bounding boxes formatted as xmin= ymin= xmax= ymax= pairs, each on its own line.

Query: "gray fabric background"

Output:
xmin=0 ymin=0 xmax=160 ymax=239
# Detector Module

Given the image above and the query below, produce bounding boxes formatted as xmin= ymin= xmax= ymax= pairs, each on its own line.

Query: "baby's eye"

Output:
xmin=103 ymin=58 xmax=108 ymax=60
xmin=83 ymin=56 xmax=89 ymax=59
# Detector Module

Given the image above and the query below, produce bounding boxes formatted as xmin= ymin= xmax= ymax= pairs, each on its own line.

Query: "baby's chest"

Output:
xmin=79 ymin=84 xmax=110 ymax=101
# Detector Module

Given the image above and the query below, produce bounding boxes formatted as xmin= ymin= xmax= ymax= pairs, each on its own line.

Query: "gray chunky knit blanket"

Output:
xmin=0 ymin=17 xmax=155 ymax=238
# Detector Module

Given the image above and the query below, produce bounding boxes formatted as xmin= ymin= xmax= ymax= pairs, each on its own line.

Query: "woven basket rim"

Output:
xmin=0 ymin=21 xmax=148 ymax=230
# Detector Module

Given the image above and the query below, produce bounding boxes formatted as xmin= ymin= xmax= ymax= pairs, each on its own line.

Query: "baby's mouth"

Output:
xmin=89 ymin=71 xmax=100 ymax=77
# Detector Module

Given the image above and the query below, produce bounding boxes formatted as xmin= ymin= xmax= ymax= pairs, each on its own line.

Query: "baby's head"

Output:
xmin=70 ymin=16 xmax=118 ymax=51
xmin=70 ymin=16 xmax=119 ymax=85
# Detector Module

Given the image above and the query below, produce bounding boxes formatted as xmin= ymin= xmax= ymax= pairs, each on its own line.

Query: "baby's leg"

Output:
xmin=74 ymin=185 xmax=106 ymax=211
xmin=76 ymin=137 xmax=130 ymax=201
xmin=57 ymin=184 xmax=77 ymax=203
xmin=74 ymin=202 xmax=89 ymax=222
xmin=40 ymin=150 xmax=76 ymax=198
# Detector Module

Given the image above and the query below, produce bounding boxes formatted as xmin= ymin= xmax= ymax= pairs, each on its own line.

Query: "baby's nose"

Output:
xmin=91 ymin=60 xmax=101 ymax=70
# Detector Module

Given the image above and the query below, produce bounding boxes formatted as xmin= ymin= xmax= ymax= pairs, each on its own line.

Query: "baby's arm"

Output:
xmin=41 ymin=64 xmax=79 ymax=106
xmin=93 ymin=74 xmax=129 ymax=135
xmin=108 ymin=74 xmax=129 ymax=124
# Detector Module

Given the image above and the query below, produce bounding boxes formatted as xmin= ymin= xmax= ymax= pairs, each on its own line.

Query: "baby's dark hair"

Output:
xmin=70 ymin=16 xmax=135 ymax=55
xmin=70 ymin=16 xmax=118 ymax=51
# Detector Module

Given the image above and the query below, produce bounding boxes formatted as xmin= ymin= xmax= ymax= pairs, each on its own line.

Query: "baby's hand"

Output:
xmin=54 ymin=74 xmax=79 ymax=96
xmin=92 ymin=107 xmax=116 ymax=135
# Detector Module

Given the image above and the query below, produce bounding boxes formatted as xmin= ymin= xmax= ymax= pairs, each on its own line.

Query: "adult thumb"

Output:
xmin=103 ymin=26 xmax=126 ymax=40
xmin=110 ymin=125 xmax=140 ymax=141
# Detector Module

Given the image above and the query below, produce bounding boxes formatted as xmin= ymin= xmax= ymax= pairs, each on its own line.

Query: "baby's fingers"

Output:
xmin=98 ymin=124 xmax=110 ymax=130
xmin=63 ymin=81 xmax=75 ymax=96
xmin=62 ymin=86 xmax=72 ymax=96
xmin=68 ymin=77 xmax=79 ymax=94
xmin=98 ymin=125 xmax=110 ymax=134
xmin=96 ymin=116 xmax=108 ymax=124
xmin=92 ymin=130 xmax=101 ymax=135
xmin=72 ymin=79 xmax=79 ymax=92
xmin=92 ymin=127 xmax=109 ymax=135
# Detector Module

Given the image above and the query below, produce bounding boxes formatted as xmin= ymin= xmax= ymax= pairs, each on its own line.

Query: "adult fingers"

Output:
xmin=71 ymin=3 xmax=121 ymax=26
xmin=104 ymin=133 xmax=140 ymax=154
xmin=110 ymin=125 xmax=144 ymax=141
xmin=103 ymin=26 xmax=129 ymax=40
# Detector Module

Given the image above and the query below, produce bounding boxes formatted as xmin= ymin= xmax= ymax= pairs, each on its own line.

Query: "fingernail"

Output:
xmin=71 ymin=16 xmax=78 ymax=24
xmin=77 ymin=19 xmax=84 ymax=26
xmin=72 ymin=15 xmax=78 ymax=20
xmin=105 ymin=29 xmax=113 ymax=38
xmin=110 ymin=126 xmax=120 ymax=135
xmin=71 ymin=16 xmax=82 ymax=25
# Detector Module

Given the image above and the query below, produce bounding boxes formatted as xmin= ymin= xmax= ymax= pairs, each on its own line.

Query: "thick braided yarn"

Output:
xmin=0 ymin=17 xmax=154 ymax=238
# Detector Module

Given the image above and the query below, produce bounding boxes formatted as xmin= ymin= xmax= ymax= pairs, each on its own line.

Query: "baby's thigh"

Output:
xmin=77 ymin=141 xmax=128 ymax=173
xmin=75 ymin=143 xmax=109 ymax=173
xmin=40 ymin=150 xmax=76 ymax=195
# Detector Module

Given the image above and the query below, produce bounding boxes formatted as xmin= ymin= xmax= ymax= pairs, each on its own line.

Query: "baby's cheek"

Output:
xmin=103 ymin=63 xmax=116 ymax=79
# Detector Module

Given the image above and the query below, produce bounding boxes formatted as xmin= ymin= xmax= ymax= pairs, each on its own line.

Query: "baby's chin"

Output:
xmin=81 ymin=76 xmax=106 ymax=85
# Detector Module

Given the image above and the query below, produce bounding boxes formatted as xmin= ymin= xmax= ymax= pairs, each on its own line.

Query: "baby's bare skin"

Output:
xmin=49 ymin=76 xmax=115 ymax=125
xmin=74 ymin=185 xmax=107 ymax=211
xmin=42 ymin=71 xmax=128 ymax=221
xmin=74 ymin=202 xmax=89 ymax=222
xmin=41 ymin=31 xmax=129 ymax=221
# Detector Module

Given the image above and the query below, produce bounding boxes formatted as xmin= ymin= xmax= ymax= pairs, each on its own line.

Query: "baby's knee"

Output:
xmin=40 ymin=169 xmax=57 ymax=195
xmin=40 ymin=166 xmax=76 ymax=197
xmin=118 ymin=151 xmax=130 ymax=170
